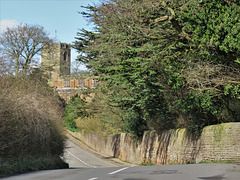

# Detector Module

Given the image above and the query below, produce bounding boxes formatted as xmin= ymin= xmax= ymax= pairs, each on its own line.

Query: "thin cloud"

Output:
xmin=0 ymin=19 xmax=19 ymax=33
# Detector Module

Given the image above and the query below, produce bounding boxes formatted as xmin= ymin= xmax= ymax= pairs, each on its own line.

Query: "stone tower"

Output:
xmin=41 ymin=42 xmax=71 ymax=86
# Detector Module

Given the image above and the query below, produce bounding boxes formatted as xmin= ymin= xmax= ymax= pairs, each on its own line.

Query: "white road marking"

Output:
xmin=66 ymin=149 xmax=96 ymax=168
xmin=88 ymin=177 xmax=98 ymax=180
xmin=108 ymin=167 xmax=130 ymax=175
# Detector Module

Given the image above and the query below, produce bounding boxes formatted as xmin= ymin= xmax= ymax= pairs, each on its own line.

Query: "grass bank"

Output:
xmin=0 ymin=156 xmax=68 ymax=177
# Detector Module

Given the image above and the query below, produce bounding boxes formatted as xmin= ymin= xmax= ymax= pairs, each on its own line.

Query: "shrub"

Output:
xmin=64 ymin=95 xmax=89 ymax=129
xmin=66 ymin=87 xmax=123 ymax=136
xmin=0 ymin=156 xmax=68 ymax=177
xmin=0 ymin=72 xmax=65 ymax=159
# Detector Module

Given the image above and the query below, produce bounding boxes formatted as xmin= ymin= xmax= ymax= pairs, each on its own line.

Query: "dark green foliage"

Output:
xmin=73 ymin=0 xmax=240 ymax=136
xmin=64 ymin=95 xmax=89 ymax=129
xmin=140 ymin=161 xmax=155 ymax=166
xmin=178 ymin=0 xmax=240 ymax=65
xmin=174 ymin=0 xmax=240 ymax=129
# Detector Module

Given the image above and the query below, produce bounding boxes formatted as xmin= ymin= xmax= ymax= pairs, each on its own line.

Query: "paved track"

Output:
xmin=3 ymin=163 xmax=240 ymax=180
xmin=3 ymin=137 xmax=240 ymax=180
xmin=64 ymin=139 xmax=116 ymax=168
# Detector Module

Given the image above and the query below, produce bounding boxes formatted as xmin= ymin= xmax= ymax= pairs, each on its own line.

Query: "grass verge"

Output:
xmin=140 ymin=161 xmax=155 ymax=166
xmin=0 ymin=156 xmax=69 ymax=177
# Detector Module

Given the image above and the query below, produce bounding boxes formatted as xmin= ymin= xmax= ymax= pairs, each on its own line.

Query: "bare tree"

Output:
xmin=0 ymin=54 xmax=14 ymax=76
xmin=0 ymin=24 xmax=54 ymax=76
xmin=71 ymin=60 xmax=91 ymax=77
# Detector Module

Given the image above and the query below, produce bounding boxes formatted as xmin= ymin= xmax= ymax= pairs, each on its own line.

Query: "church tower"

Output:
xmin=41 ymin=42 xmax=71 ymax=86
xmin=60 ymin=43 xmax=71 ymax=75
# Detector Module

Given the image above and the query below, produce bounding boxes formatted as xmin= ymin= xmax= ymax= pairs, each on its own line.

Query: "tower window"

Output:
xmin=64 ymin=51 xmax=67 ymax=61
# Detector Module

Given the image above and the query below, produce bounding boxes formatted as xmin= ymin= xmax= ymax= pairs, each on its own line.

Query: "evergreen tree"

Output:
xmin=73 ymin=0 xmax=240 ymax=136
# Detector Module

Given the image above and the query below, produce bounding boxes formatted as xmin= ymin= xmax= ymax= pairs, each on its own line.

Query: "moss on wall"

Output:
xmin=68 ymin=122 xmax=240 ymax=165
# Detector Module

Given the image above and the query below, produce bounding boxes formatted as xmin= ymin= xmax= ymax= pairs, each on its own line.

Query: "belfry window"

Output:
xmin=64 ymin=51 xmax=67 ymax=61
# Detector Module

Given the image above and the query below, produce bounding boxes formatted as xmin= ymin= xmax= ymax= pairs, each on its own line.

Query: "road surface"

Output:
xmin=63 ymin=139 xmax=117 ymax=168
xmin=3 ymin=137 xmax=240 ymax=180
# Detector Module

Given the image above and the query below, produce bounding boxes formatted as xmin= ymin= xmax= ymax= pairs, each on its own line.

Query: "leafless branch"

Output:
xmin=0 ymin=24 xmax=54 ymax=76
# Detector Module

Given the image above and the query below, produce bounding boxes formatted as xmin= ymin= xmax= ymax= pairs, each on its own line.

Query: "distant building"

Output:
xmin=41 ymin=42 xmax=99 ymax=101
xmin=41 ymin=42 xmax=71 ymax=87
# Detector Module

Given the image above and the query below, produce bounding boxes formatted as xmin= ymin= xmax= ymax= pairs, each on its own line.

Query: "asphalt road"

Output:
xmin=3 ymin=138 xmax=240 ymax=180
xmin=3 ymin=163 xmax=240 ymax=180
xmin=63 ymin=139 xmax=117 ymax=168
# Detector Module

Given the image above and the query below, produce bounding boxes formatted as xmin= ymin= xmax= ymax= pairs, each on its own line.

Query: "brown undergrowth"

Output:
xmin=0 ymin=71 xmax=68 ymax=177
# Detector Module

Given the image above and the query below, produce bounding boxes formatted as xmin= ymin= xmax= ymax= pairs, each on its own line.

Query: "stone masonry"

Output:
xmin=41 ymin=42 xmax=99 ymax=102
xmin=68 ymin=122 xmax=240 ymax=165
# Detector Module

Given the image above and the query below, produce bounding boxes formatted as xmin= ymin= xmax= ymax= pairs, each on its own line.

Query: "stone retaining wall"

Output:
xmin=68 ymin=123 xmax=240 ymax=165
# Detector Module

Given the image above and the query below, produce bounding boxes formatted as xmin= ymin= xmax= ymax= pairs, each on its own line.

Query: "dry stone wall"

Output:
xmin=68 ymin=122 xmax=240 ymax=165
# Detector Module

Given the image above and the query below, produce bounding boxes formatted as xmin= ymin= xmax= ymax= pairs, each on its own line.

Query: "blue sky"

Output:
xmin=0 ymin=0 xmax=100 ymax=70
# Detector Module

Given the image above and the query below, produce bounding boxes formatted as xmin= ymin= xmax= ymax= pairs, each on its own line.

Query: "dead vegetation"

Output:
xmin=0 ymin=71 xmax=67 ymax=176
